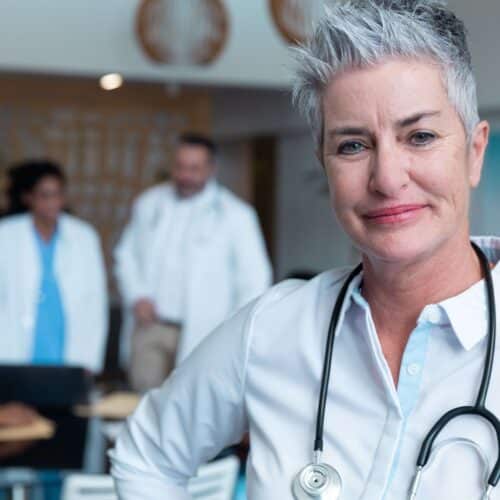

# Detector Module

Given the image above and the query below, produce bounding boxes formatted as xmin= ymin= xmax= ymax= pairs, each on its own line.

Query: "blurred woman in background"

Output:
xmin=0 ymin=160 xmax=108 ymax=373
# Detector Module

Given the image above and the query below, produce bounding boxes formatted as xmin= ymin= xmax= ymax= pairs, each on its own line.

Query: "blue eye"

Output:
xmin=337 ymin=141 xmax=366 ymax=155
xmin=410 ymin=131 xmax=435 ymax=145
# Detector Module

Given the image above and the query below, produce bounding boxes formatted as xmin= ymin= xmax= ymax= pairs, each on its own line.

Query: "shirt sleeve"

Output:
xmin=109 ymin=299 xmax=255 ymax=499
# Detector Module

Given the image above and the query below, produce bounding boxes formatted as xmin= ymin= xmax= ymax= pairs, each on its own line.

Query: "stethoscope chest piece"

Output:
xmin=292 ymin=462 xmax=342 ymax=499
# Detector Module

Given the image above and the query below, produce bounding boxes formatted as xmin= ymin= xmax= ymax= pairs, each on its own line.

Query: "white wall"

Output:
xmin=2 ymin=0 xmax=500 ymax=104
xmin=0 ymin=0 xmax=292 ymax=88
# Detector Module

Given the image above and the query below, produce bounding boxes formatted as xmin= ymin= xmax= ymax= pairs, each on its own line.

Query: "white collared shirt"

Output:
xmin=154 ymin=194 xmax=194 ymax=322
xmin=153 ymin=186 xmax=210 ymax=323
xmin=111 ymin=236 xmax=500 ymax=500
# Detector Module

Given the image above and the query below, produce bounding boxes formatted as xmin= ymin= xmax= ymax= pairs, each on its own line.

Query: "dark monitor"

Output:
xmin=0 ymin=365 xmax=92 ymax=409
xmin=0 ymin=412 xmax=89 ymax=469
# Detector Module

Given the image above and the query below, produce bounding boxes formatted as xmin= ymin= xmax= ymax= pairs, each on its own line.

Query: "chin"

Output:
xmin=357 ymin=231 xmax=444 ymax=266
xmin=177 ymin=187 xmax=198 ymax=198
xmin=42 ymin=213 xmax=60 ymax=224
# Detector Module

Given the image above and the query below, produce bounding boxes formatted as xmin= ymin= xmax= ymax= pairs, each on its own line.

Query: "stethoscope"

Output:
xmin=292 ymin=242 xmax=500 ymax=500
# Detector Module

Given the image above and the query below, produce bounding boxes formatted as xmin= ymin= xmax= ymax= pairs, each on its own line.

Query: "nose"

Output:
xmin=368 ymin=141 xmax=410 ymax=198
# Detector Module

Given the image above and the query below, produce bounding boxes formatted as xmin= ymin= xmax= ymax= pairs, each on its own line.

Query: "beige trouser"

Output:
xmin=129 ymin=321 xmax=181 ymax=393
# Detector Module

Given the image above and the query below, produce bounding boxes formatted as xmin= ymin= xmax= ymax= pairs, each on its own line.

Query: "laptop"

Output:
xmin=0 ymin=365 xmax=93 ymax=408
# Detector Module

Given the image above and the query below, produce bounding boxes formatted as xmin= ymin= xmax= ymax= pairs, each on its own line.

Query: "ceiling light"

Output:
xmin=99 ymin=73 xmax=123 ymax=91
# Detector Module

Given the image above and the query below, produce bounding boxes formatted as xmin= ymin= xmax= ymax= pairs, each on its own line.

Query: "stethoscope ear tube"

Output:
xmin=314 ymin=264 xmax=363 ymax=454
xmin=472 ymin=241 xmax=496 ymax=409
xmin=416 ymin=406 xmax=500 ymax=486
xmin=415 ymin=243 xmax=500 ymax=489
xmin=300 ymin=242 xmax=499 ymax=500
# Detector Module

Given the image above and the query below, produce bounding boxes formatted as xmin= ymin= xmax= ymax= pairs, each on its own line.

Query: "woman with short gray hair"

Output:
xmin=111 ymin=1 xmax=500 ymax=498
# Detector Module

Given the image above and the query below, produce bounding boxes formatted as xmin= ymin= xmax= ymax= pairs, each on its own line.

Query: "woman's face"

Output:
xmin=321 ymin=57 xmax=489 ymax=266
xmin=25 ymin=176 xmax=65 ymax=222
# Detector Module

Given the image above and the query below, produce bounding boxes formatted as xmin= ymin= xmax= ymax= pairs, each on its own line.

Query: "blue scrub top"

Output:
xmin=31 ymin=225 xmax=66 ymax=365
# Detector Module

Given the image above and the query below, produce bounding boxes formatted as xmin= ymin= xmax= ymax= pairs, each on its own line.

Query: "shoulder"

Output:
xmin=0 ymin=213 xmax=30 ymax=237
xmin=60 ymin=214 xmax=100 ymax=243
xmin=133 ymin=183 xmax=171 ymax=210
xmin=218 ymin=185 xmax=251 ymax=210
xmin=215 ymin=266 xmax=356 ymax=378
xmin=181 ymin=267 xmax=356 ymax=391
xmin=250 ymin=267 xmax=354 ymax=321
xmin=217 ymin=186 xmax=257 ymax=220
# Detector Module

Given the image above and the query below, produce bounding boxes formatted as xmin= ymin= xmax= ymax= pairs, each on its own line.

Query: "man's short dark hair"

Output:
xmin=178 ymin=133 xmax=217 ymax=161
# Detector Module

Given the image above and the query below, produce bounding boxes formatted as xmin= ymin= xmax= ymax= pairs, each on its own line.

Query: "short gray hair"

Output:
xmin=292 ymin=0 xmax=479 ymax=148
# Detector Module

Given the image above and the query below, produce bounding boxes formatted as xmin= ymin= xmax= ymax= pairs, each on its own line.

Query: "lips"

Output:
xmin=363 ymin=204 xmax=427 ymax=223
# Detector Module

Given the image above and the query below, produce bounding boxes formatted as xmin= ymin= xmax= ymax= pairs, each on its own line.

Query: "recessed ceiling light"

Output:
xmin=99 ymin=73 xmax=123 ymax=91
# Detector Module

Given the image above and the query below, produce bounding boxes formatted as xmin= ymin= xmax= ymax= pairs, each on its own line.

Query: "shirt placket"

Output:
xmin=381 ymin=321 xmax=431 ymax=500
xmin=354 ymin=294 xmax=431 ymax=500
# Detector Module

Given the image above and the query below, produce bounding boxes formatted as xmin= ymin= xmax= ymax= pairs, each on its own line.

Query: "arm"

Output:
xmin=0 ymin=403 xmax=39 ymax=427
xmin=110 ymin=300 xmax=255 ymax=499
xmin=231 ymin=207 xmax=272 ymax=308
xmin=0 ymin=224 xmax=12 ymax=355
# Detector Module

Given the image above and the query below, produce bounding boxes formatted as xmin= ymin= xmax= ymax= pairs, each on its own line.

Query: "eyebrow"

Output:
xmin=327 ymin=126 xmax=371 ymax=138
xmin=396 ymin=110 xmax=441 ymax=128
xmin=326 ymin=111 xmax=442 ymax=140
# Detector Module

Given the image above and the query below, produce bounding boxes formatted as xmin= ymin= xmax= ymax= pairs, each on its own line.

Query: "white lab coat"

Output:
xmin=114 ymin=181 xmax=272 ymax=365
xmin=0 ymin=213 xmax=108 ymax=372
xmin=111 ymin=236 xmax=500 ymax=499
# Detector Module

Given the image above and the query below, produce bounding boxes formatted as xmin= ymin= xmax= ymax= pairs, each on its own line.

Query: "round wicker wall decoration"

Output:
xmin=136 ymin=0 xmax=229 ymax=65
xmin=269 ymin=0 xmax=326 ymax=45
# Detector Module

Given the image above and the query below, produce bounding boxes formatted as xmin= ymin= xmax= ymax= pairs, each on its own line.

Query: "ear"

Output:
xmin=468 ymin=120 xmax=489 ymax=188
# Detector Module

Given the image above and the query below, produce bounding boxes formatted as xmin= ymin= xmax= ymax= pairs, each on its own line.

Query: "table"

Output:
xmin=0 ymin=410 xmax=107 ymax=500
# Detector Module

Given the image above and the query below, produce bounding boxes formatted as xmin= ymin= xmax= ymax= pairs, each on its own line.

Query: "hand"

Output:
xmin=133 ymin=298 xmax=156 ymax=326
xmin=0 ymin=403 xmax=39 ymax=428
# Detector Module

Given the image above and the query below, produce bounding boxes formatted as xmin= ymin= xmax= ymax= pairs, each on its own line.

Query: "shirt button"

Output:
xmin=407 ymin=363 xmax=421 ymax=376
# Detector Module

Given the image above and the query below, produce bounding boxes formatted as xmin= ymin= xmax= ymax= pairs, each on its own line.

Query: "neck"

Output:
xmin=362 ymin=233 xmax=482 ymax=329
xmin=33 ymin=215 xmax=57 ymax=242
xmin=360 ymin=231 xmax=483 ymax=385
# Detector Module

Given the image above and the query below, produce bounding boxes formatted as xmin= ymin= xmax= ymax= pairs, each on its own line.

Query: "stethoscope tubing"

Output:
xmin=415 ymin=242 xmax=500 ymax=488
xmin=314 ymin=263 xmax=362 ymax=453
xmin=313 ymin=242 xmax=500 ymax=490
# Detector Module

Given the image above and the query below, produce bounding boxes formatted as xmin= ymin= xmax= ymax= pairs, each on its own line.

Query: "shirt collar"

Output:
xmin=30 ymin=214 xmax=62 ymax=245
xmin=173 ymin=179 xmax=218 ymax=208
xmin=324 ymin=269 xmax=363 ymax=339
xmin=333 ymin=236 xmax=500 ymax=350
xmin=438 ymin=236 xmax=500 ymax=351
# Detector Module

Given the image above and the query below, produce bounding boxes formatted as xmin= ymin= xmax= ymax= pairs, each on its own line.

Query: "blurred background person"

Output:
xmin=0 ymin=403 xmax=40 ymax=461
xmin=0 ymin=160 xmax=108 ymax=373
xmin=115 ymin=133 xmax=272 ymax=392
xmin=0 ymin=403 xmax=38 ymax=429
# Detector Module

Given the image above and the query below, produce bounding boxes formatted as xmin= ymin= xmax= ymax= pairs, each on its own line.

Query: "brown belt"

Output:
xmin=156 ymin=318 xmax=182 ymax=329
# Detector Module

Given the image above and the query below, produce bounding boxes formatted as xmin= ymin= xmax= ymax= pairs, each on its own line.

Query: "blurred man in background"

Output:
xmin=115 ymin=133 xmax=272 ymax=392
xmin=0 ymin=160 xmax=108 ymax=373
